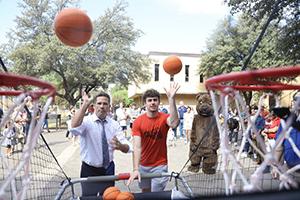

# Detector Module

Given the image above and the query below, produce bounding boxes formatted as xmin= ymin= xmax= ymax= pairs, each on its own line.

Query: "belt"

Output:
xmin=82 ymin=161 xmax=113 ymax=169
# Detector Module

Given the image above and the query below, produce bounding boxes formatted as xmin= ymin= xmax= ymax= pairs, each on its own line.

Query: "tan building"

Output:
xmin=128 ymin=51 xmax=205 ymax=109
xmin=128 ymin=53 xmax=299 ymax=111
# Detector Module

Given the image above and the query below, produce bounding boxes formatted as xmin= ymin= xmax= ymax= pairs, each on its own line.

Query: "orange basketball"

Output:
xmin=163 ymin=55 xmax=182 ymax=75
xmin=102 ymin=186 xmax=121 ymax=200
xmin=116 ymin=191 xmax=134 ymax=200
xmin=54 ymin=8 xmax=93 ymax=47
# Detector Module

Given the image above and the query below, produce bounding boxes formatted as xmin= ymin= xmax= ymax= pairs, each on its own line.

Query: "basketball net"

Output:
xmin=206 ymin=66 xmax=300 ymax=195
xmin=0 ymin=72 xmax=55 ymax=199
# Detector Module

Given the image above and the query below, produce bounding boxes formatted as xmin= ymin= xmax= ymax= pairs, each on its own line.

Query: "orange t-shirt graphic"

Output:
xmin=132 ymin=112 xmax=170 ymax=167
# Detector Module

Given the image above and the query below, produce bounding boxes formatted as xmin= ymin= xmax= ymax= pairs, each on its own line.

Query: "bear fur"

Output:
xmin=188 ymin=93 xmax=220 ymax=174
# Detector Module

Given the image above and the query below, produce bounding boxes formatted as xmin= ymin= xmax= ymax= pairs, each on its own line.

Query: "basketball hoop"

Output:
xmin=205 ymin=66 xmax=300 ymax=195
xmin=206 ymin=66 xmax=300 ymax=93
xmin=0 ymin=72 xmax=56 ymax=199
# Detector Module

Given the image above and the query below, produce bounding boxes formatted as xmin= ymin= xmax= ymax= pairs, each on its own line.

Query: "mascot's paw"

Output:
xmin=188 ymin=165 xmax=200 ymax=173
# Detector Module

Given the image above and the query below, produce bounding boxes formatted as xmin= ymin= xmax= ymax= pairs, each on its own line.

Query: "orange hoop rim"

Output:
xmin=0 ymin=72 xmax=56 ymax=99
xmin=205 ymin=66 xmax=300 ymax=93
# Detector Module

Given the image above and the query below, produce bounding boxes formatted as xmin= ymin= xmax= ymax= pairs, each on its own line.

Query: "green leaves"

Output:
xmin=226 ymin=0 xmax=299 ymax=64
xmin=2 ymin=0 xmax=150 ymax=107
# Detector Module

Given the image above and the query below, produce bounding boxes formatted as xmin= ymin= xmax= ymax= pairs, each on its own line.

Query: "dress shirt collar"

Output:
xmin=91 ymin=113 xmax=108 ymax=122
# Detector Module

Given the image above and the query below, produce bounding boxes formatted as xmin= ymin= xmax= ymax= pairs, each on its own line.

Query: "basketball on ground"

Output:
xmin=54 ymin=8 xmax=93 ymax=47
xmin=163 ymin=55 xmax=182 ymax=75
xmin=116 ymin=191 xmax=134 ymax=200
xmin=102 ymin=186 xmax=121 ymax=200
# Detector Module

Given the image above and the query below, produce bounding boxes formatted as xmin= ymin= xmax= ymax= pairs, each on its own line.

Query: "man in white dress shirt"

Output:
xmin=71 ymin=91 xmax=132 ymax=196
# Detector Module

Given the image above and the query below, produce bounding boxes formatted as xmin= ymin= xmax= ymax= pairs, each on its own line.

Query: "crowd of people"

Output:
xmin=0 ymin=100 xmax=36 ymax=157
xmin=221 ymin=97 xmax=300 ymax=180
xmin=223 ymin=105 xmax=281 ymax=164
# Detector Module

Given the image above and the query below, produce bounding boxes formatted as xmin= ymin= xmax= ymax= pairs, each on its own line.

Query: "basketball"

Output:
xmin=116 ymin=191 xmax=134 ymax=200
xmin=54 ymin=8 xmax=93 ymax=47
xmin=102 ymin=186 xmax=121 ymax=200
xmin=163 ymin=55 xmax=182 ymax=75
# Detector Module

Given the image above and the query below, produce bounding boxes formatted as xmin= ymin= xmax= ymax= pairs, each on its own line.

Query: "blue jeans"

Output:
xmin=172 ymin=128 xmax=177 ymax=138
xmin=179 ymin=119 xmax=184 ymax=138
xmin=243 ymin=131 xmax=252 ymax=153
xmin=43 ymin=119 xmax=48 ymax=129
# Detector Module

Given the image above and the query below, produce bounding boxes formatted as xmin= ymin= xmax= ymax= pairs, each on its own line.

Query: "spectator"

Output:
xmin=0 ymin=107 xmax=3 ymax=123
xmin=2 ymin=120 xmax=17 ymax=157
xmin=177 ymin=100 xmax=187 ymax=139
xmin=43 ymin=112 xmax=50 ymax=133
xmin=262 ymin=111 xmax=280 ymax=152
xmin=87 ymin=104 xmax=95 ymax=115
xmin=241 ymin=105 xmax=265 ymax=162
xmin=66 ymin=109 xmax=75 ymax=138
xmin=115 ymin=102 xmax=129 ymax=137
xmin=159 ymin=103 xmax=168 ymax=114
xmin=128 ymin=103 xmax=140 ymax=129
xmin=273 ymin=94 xmax=300 ymax=182
xmin=227 ymin=114 xmax=239 ymax=146
xmin=183 ymin=106 xmax=194 ymax=144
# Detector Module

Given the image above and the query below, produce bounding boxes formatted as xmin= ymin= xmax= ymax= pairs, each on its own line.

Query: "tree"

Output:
xmin=199 ymin=14 xmax=287 ymax=105
xmin=225 ymin=0 xmax=300 ymax=64
xmin=110 ymin=85 xmax=133 ymax=107
xmin=1 ymin=0 xmax=151 ymax=107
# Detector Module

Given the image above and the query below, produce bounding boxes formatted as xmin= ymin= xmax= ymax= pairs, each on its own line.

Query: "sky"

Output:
xmin=0 ymin=0 xmax=230 ymax=54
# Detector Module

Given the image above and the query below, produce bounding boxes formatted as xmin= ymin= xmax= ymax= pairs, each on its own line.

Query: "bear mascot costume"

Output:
xmin=188 ymin=93 xmax=220 ymax=174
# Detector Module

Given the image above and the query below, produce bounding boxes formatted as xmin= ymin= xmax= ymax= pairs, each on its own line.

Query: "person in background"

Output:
xmin=87 ymin=104 xmax=95 ymax=115
xmin=177 ymin=100 xmax=187 ymax=139
xmin=128 ymin=103 xmax=140 ymax=129
xmin=2 ymin=120 xmax=17 ymax=157
xmin=241 ymin=105 xmax=265 ymax=162
xmin=66 ymin=109 xmax=75 ymax=138
xmin=43 ymin=112 xmax=50 ymax=133
xmin=0 ymin=108 xmax=3 ymax=123
xmin=159 ymin=103 xmax=168 ymax=114
xmin=70 ymin=91 xmax=132 ymax=196
xmin=273 ymin=93 xmax=300 ymax=183
xmin=127 ymin=83 xmax=180 ymax=192
xmin=116 ymin=102 xmax=129 ymax=137
xmin=262 ymin=111 xmax=280 ymax=152
xmin=183 ymin=106 xmax=194 ymax=144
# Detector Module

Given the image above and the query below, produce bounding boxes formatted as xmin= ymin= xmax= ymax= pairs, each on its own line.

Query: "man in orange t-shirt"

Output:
xmin=127 ymin=83 xmax=180 ymax=192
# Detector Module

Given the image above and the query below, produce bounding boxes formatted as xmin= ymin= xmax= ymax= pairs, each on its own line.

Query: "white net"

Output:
xmin=201 ymin=67 xmax=300 ymax=196
xmin=0 ymin=73 xmax=73 ymax=200
xmin=172 ymin=67 xmax=300 ymax=199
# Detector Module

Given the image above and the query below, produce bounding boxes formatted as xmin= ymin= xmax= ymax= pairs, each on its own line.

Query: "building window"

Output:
xmin=154 ymin=64 xmax=159 ymax=81
xmin=170 ymin=75 xmax=174 ymax=82
xmin=185 ymin=65 xmax=189 ymax=82
xmin=200 ymin=74 xmax=204 ymax=83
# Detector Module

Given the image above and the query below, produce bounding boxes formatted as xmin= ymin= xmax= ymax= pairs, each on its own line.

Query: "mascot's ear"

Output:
xmin=196 ymin=93 xmax=210 ymax=102
xmin=196 ymin=93 xmax=202 ymax=102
